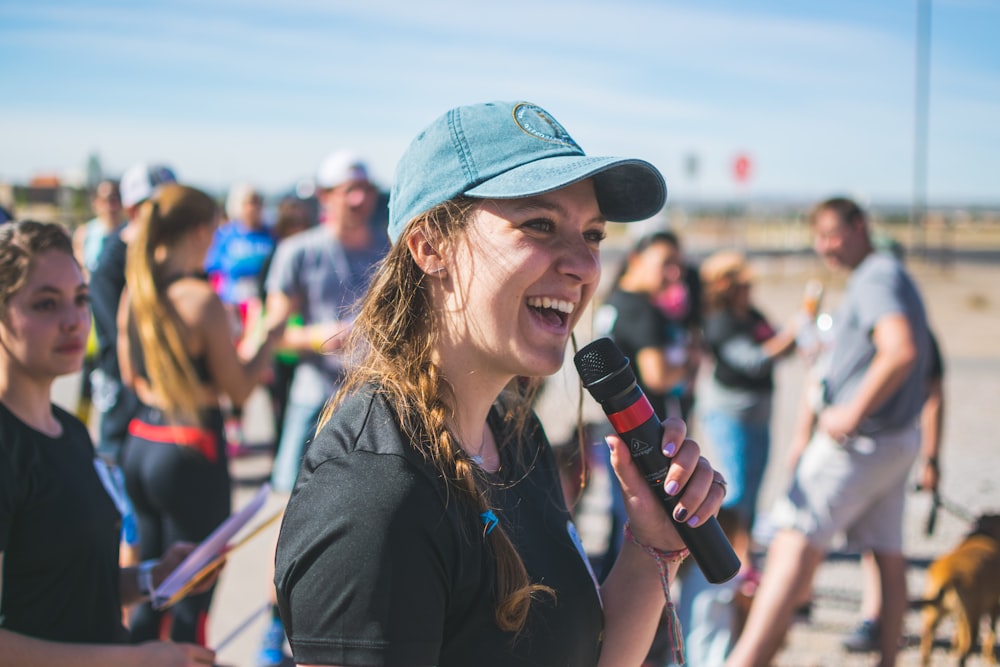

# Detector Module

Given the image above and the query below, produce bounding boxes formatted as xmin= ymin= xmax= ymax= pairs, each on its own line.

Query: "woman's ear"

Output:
xmin=406 ymin=227 xmax=447 ymax=277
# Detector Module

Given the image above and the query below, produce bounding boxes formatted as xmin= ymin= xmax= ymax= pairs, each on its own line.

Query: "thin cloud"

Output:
xmin=1 ymin=1 xmax=997 ymax=203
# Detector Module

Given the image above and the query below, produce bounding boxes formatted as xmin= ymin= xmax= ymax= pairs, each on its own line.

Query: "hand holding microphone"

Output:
xmin=574 ymin=337 xmax=741 ymax=583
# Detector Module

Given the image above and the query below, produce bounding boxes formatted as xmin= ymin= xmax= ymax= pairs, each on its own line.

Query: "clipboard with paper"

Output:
xmin=152 ymin=483 xmax=281 ymax=609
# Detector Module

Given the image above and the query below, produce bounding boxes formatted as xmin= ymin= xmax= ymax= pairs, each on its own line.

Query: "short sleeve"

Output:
xmin=855 ymin=261 xmax=907 ymax=333
xmin=264 ymin=238 xmax=300 ymax=298
xmin=612 ymin=299 xmax=665 ymax=353
xmin=274 ymin=450 xmax=459 ymax=666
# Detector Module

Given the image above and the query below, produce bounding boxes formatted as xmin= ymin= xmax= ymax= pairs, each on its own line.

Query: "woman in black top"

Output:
xmin=274 ymin=100 xmax=727 ymax=667
xmin=597 ymin=232 xmax=690 ymax=421
xmin=0 ymin=220 xmax=214 ymax=666
xmin=117 ymin=185 xmax=281 ymax=645
xmin=698 ymin=250 xmax=798 ymax=569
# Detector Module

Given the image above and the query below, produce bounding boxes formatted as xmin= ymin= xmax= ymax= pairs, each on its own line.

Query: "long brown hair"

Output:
xmin=125 ymin=184 xmax=218 ymax=424
xmin=0 ymin=221 xmax=76 ymax=314
xmin=320 ymin=198 xmax=553 ymax=633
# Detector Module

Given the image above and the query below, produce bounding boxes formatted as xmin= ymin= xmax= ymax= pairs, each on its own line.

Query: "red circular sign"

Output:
xmin=733 ymin=154 xmax=752 ymax=183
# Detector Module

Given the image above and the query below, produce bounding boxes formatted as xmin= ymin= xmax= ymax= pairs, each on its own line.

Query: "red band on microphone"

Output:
xmin=607 ymin=397 xmax=655 ymax=434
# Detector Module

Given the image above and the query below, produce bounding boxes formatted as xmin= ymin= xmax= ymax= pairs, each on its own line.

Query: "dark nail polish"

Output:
xmin=674 ymin=507 xmax=688 ymax=522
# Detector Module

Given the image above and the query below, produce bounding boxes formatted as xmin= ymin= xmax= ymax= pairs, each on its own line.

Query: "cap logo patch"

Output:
xmin=512 ymin=102 xmax=581 ymax=150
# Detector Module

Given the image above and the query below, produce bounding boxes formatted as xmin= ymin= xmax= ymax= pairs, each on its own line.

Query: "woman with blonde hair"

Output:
xmin=118 ymin=184 xmax=280 ymax=645
xmin=0 ymin=220 xmax=214 ymax=666
xmin=273 ymin=100 xmax=727 ymax=667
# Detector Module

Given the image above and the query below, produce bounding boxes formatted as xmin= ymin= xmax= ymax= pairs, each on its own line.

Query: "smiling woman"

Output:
xmin=0 ymin=220 xmax=215 ymax=666
xmin=273 ymin=100 xmax=728 ymax=667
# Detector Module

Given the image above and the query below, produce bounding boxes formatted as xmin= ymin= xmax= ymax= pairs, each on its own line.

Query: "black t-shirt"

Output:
xmin=90 ymin=229 xmax=127 ymax=375
xmin=703 ymin=308 xmax=777 ymax=392
xmin=275 ymin=387 xmax=603 ymax=667
xmin=600 ymin=287 xmax=673 ymax=419
xmin=0 ymin=403 xmax=126 ymax=643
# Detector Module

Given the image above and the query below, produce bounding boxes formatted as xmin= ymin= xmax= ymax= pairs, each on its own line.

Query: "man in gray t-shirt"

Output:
xmin=823 ymin=251 xmax=930 ymax=436
xmin=257 ymin=151 xmax=388 ymax=667
xmin=728 ymin=197 xmax=930 ymax=667
xmin=263 ymin=152 xmax=388 ymax=494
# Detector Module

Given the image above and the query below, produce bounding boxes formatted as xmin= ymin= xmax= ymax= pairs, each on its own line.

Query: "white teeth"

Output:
xmin=527 ymin=297 xmax=575 ymax=314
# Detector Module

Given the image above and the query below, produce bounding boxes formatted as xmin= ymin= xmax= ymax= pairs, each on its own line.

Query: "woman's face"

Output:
xmin=732 ymin=279 xmax=752 ymax=310
xmin=319 ymin=178 xmax=378 ymax=234
xmin=0 ymin=250 xmax=90 ymax=380
xmin=631 ymin=240 xmax=682 ymax=294
xmin=240 ymin=192 xmax=264 ymax=229
xmin=436 ymin=179 xmax=606 ymax=381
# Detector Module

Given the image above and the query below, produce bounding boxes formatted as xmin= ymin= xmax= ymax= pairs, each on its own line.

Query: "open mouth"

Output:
xmin=527 ymin=296 xmax=575 ymax=328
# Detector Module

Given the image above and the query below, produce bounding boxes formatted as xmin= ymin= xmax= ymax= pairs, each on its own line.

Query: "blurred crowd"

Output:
xmin=2 ymin=146 xmax=944 ymax=667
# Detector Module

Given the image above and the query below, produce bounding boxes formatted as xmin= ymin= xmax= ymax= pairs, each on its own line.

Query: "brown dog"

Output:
xmin=918 ymin=513 xmax=1000 ymax=666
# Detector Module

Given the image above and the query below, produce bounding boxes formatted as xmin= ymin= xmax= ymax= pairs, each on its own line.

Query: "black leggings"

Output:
xmin=122 ymin=405 xmax=231 ymax=644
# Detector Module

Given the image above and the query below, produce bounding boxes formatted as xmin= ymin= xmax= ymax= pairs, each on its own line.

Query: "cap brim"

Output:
xmin=464 ymin=155 xmax=666 ymax=222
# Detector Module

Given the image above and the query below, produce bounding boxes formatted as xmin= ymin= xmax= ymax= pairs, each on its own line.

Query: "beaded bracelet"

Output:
xmin=624 ymin=521 xmax=689 ymax=666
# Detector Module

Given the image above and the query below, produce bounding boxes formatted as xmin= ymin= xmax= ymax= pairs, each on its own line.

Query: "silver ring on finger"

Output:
xmin=711 ymin=475 xmax=728 ymax=495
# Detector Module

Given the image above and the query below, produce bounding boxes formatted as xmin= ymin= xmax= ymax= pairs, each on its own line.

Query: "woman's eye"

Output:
xmin=585 ymin=229 xmax=607 ymax=244
xmin=76 ymin=294 xmax=92 ymax=308
xmin=33 ymin=299 xmax=57 ymax=312
xmin=523 ymin=218 xmax=554 ymax=233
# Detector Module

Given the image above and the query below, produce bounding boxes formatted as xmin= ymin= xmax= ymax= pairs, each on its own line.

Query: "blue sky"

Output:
xmin=2 ymin=0 xmax=998 ymax=205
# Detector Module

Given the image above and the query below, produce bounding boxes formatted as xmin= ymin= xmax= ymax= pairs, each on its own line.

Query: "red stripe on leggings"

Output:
xmin=127 ymin=420 xmax=219 ymax=464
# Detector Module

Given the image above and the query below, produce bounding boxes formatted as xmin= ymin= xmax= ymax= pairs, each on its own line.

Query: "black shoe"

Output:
xmin=842 ymin=619 xmax=880 ymax=652
xmin=791 ymin=600 xmax=812 ymax=623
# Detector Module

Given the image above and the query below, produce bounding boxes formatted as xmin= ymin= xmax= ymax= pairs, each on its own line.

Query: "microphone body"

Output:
xmin=574 ymin=337 xmax=741 ymax=584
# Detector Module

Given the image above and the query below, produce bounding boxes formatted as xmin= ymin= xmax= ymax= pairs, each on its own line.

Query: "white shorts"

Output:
xmin=770 ymin=424 xmax=920 ymax=554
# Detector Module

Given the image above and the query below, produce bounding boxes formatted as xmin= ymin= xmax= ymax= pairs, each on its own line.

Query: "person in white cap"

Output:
xmin=71 ymin=179 xmax=125 ymax=427
xmin=89 ymin=162 xmax=178 ymax=466
xmin=255 ymin=150 xmax=388 ymax=667
xmin=88 ymin=163 xmax=177 ymax=582
xmin=204 ymin=183 xmax=275 ymax=455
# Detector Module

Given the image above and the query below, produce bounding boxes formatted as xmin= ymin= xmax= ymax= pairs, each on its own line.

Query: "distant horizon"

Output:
xmin=8 ymin=148 xmax=1000 ymax=212
xmin=6 ymin=168 xmax=1000 ymax=214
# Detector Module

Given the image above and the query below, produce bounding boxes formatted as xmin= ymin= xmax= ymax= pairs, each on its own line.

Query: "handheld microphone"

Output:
xmin=574 ymin=337 xmax=741 ymax=584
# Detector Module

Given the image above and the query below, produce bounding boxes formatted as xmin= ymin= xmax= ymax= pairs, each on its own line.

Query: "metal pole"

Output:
xmin=912 ymin=0 xmax=931 ymax=259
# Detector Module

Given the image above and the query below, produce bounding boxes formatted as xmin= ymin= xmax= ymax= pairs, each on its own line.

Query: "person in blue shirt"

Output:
xmin=205 ymin=183 xmax=275 ymax=340
xmin=204 ymin=183 xmax=275 ymax=451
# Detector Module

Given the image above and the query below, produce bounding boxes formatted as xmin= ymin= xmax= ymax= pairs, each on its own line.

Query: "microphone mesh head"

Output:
xmin=574 ymin=338 xmax=638 ymax=404
xmin=573 ymin=337 xmax=625 ymax=386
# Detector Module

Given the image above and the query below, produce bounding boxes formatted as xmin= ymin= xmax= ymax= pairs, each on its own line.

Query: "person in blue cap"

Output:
xmin=273 ymin=100 xmax=727 ymax=667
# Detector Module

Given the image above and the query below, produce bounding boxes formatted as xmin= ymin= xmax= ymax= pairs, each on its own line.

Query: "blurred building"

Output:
xmin=0 ymin=176 xmax=89 ymax=227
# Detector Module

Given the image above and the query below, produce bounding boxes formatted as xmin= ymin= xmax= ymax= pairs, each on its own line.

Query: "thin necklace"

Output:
xmin=468 ymin=424 xmax=489 ymax=466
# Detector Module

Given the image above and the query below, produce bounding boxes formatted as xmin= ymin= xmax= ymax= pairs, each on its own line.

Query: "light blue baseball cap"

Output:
xmin=388 ymin=101 xmax=667 ymax=243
